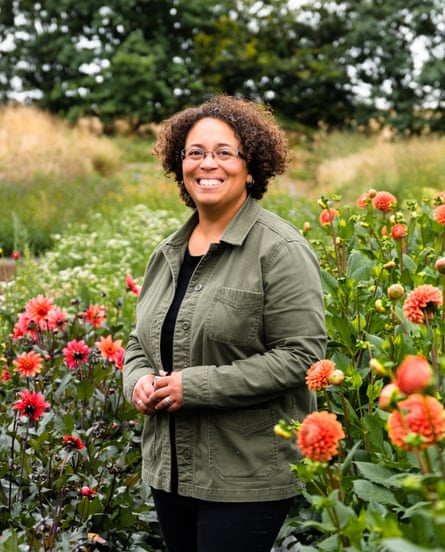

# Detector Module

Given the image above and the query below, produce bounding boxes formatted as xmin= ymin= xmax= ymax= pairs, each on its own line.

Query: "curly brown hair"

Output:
xmin=153 ymin=95 xmax=290 ymax=208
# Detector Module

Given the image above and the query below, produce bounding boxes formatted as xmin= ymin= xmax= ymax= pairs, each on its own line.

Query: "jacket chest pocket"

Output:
xmin=205 ymin=287 xmax=263 ymax=346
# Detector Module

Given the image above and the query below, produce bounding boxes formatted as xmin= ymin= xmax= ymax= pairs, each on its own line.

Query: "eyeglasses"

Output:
xmin=181 ymin=146 xmax=246 ymax=162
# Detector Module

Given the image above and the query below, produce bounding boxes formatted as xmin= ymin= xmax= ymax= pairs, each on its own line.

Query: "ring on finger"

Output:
xmin=136 ymin=399 xmax=143 ymax=406
xmin=164 ymin=396 xmax=173 ymax=407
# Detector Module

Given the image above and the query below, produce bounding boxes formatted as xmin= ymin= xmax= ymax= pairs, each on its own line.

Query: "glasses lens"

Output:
xmin=183 ymin=148 xmax=204 ymax=161
xmin=215 ymin=148 xmax=236 ymax=160
xmin=181 ymin=147 xmax=244 ymax=161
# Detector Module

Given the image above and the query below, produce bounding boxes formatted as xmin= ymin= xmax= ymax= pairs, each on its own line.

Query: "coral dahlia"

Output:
xmin=388 ymin=394 xmax=445 ymax=450
xmin=319 ymin=208 xmax=338 ymax=226
xmin=297 ymin=411 xmax=345 ymax=462
xmin=13 ymin=351 xmax=43 ymax=378
xmin=434 ymin=204 xmax=445 ymax=225
xmin=24 ymin=295 xmax=55 ymax=325
xmin=403 ymin=284 xmax=442 ymax=324
xmin=372 ymin=191 xmax=397 ymax=212
xmin=306 ymin=359 xmax=336 ymax=391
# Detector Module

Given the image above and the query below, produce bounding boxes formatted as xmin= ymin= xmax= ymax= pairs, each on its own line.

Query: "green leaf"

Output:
xmin=347 ymin=251 xmax=372 ymax=281
xmin=382 ymin=537 xmax=444 ymax=552
xmin=76 ymin=380 xmax=94 ymax=400
xmin=353 ymin=479 xmax=400 ymax=506
xmin=355 ymin=461 xmax=395 ymax=487
xmin=321 ymin=269 xmax=339 ymax=295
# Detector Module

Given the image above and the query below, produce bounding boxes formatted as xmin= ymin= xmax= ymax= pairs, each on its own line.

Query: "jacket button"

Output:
xmin=194 ymin=283 xmax=203 ymax=292
xmin=182 ymin=321 xmax=190 ymax=330
xmin=183 ymin=450 xmax=191 ymax=460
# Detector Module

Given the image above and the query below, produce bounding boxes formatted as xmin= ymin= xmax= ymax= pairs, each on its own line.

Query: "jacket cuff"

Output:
xmin=182 ymin=365 xmax=210 ymax=408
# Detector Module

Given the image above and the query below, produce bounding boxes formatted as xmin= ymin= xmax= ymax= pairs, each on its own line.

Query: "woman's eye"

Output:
xmin=189 ymin=149 xmax=203 ymax=157
xmin=217 ymin=149 xmax=233 ymax=158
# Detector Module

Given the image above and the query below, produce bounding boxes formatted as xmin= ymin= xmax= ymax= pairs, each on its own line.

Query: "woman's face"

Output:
xmin=182 ymin=118 xmax=251 ymax=217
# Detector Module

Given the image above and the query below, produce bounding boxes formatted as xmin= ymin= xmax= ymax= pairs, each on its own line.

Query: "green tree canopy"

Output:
xmin=0 ymin=0 xmax=443 ymax=131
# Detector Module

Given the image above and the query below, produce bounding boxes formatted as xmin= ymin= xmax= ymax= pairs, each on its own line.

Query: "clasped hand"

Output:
xmin=132 ymin=371 xmax=183 ymax=415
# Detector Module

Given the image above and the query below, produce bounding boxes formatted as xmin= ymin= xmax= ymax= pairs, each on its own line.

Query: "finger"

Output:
xmin=153 ymin=375 xmax=168 ymax=389
xmin=154 ymin=394 xmax=173 ymax=411
xmin=164 ymin=396 xmax=173 ymax=408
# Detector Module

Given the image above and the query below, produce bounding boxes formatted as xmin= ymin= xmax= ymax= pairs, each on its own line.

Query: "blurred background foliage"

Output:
xmin=0 ymin=0 xmax=444 ymax=133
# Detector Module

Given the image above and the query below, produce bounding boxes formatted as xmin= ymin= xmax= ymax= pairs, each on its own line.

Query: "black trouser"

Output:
xmin=151 ymin=488 xmax=293 ymax=552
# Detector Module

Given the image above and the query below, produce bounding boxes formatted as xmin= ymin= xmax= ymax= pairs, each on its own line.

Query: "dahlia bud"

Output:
xmin=367 ymin=188 xmax=377 ymax=198
xmin=81 ymin=486 xmax=97 ymax=498
xmin=375 ymin=299 xmax=385 ymax=313
xmin=395 ymin=355 xmax=433 ymax=395
xmin=370 ymin=358 xmax=386 ymax=376
xmin=273 ymin=421 xmax=293 ymax=439
xmin=383 ymin=261 xmax=396 ymax=271
xmin=378 ymin=383 xmax=402 ymax=411
xmin=435 ymin=257 xmax=445 ymax=275
xmin=303 ymin=222 xmax=311 ymax=232
xmin=391 ymin=223 xmax=406 ymax=240
xmin=387 ymin=284 xmax=404 ymax=300
xmin=329 ymin=369 xmax=344 ymax=385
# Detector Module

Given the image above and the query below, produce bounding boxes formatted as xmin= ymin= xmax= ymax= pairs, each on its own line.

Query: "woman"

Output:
xmin=123 ymin=95 xmax=326 ymax=552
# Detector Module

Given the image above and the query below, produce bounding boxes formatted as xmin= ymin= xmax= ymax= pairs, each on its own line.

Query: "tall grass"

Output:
xmin=315 ymin=133 xmax=445 ymax=204
xmin=1 ymin=105 xmax=444 ymax=256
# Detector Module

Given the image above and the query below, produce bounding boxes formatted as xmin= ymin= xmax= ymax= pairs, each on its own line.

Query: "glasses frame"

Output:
xmin=181 ymin=147 xmax=246 ymax=162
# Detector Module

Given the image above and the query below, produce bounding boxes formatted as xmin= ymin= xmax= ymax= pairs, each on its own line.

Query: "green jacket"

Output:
xmin=123 ymin=197 xmax=326 ymax=502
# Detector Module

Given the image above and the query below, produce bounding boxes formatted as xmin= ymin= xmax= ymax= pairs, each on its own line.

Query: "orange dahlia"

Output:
xmin=95 ymin=335 xmax=124 ymax=364
xmin=388 ymin=394 xmax=445 ymax=450
xmin=13 ymin=351 xmax=43 ymax=378
xmin=372 ymin=191 xmax=397 ymax=212
xmin=297 ymin=411 xmax=345 ymax=462
xmin=403 ymin=284 xmax=442 ymax=324
xmin=305 ymin=359 xmax=336 ymax=391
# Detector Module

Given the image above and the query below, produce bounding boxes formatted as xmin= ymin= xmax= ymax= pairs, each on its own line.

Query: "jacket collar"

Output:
xmin=166 ymin=196 xmax=261 ymax=249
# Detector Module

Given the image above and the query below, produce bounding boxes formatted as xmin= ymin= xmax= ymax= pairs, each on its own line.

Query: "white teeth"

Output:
xmin=198 ymin=179 xmax=222 ymax=187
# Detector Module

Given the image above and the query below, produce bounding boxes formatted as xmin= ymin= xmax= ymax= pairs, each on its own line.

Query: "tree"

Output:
xmin=0 ymin=0 xmax=218 ymax=124
xmin=0 ymin=0 xmax=443 ymax=131
xmin=343 ymin=0 xmax=443 ymax=131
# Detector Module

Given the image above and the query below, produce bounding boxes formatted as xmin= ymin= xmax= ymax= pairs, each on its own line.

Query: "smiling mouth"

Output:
xmin=197 ymin=178 xmax=224 ymax=187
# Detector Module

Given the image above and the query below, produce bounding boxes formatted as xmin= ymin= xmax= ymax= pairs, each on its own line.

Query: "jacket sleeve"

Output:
xmin=122 ymin=330 xmax=155 ymax=404
xmin=181 ymin=238 xmax=327 ymax=409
